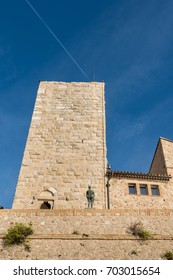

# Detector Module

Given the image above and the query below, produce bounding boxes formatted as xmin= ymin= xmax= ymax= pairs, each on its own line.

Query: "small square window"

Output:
xmin=151 ymin=185 xmax=159 ymax=196
xmin=140 ymin=185 xmax=148 ymax=195
xmin=128 ymin=184 xmax=137 ymax=194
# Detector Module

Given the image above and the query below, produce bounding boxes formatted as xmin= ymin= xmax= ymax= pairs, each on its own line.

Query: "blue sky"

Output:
xmin=1 ymin=0 xmax=173 ymax=208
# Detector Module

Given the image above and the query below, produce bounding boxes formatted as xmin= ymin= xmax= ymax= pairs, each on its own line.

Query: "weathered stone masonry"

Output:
xmin=12 ymin=82 xmax=173 ymax=212
xmin=3 ymin=82 xmax=173 ymax=260
xmin=1 ymin=209 xmax=173 ymax=260
xmin=13 ymin=82 xmax=107 ymax=209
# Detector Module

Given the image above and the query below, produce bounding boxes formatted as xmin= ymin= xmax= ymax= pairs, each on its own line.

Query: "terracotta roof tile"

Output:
xmin=106 ymin=170 xmax=171 ymax=181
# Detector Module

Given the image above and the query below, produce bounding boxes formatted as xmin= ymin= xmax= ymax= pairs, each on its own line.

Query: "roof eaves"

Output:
xmin=106 ymin=170 xmax=171 ymax=181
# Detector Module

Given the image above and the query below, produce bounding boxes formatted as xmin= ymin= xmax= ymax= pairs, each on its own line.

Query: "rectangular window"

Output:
xmin=140 ymin=184 xmax=148 ymax=195
xmin=151 ymin=185 xmax=160 ymax=196
xmin=128 ymin=184 xmax=137 ymax=194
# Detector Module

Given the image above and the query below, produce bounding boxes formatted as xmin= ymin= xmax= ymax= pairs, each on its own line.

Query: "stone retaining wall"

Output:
xmin=0 ymin=209 xmax=173 ymax=259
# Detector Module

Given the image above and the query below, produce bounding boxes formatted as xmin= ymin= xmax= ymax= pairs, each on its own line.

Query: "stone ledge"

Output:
xmin=1 ymin=234 xmax=173 ymax=240
xmin=1 ymin=209 xmax=173 ymax=217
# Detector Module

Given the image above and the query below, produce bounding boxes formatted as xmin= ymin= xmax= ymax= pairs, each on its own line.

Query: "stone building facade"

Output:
xmin=106 ymin=137 xmax=173 ymax=210
xmin=5 ymin=81 xmax=173 ymax=260
xmin=12 ymin=82 xmax=173 ymax=212
xmin=13 ymin=82 xmax=107 ymax=210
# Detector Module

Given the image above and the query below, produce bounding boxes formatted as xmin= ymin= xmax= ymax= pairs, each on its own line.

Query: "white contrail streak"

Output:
xmin=25 ymin=0 xmax=90 ymax=80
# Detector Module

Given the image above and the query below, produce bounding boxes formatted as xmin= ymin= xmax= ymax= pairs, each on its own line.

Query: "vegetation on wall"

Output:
xmin=4 ymin=223 xmax=33 ymax=247
xmin=162 ymin=251 xmax=173 ymax=260
xmin=129 ymin=222 xmax=152 ymax=240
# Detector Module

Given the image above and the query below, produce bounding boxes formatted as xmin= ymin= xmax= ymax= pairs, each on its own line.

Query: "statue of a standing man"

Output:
xmin=86 ymin=186 xmax=95 ymax=208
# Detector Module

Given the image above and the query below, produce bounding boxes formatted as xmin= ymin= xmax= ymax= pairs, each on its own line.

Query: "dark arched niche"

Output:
xmin=40 ymin=201 xmax=51 ymax=209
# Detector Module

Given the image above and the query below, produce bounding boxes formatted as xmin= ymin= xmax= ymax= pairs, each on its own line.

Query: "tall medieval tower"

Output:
xmin=12 ymin=82 xmax=107 ymax=209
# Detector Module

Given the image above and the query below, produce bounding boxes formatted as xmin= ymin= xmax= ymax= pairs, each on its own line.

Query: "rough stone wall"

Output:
xmin=1 ymin=209 xmax=173 ymax=235
xmin=12 ymin=82 xmax=106 ymax=209
xmin=109 ymin=177 xmax=173 ymax=209
xmin=1 ymin=239 xmax=173 ymax=260
xmin=160 ymin=138 xmax=173 ymax=176
xmin=150 ymin=137 xmax=173 ymax=176
xmin=150 ymin=139 xmax=167 ymax=174
xmin=0 ymin=210 xmax=173 ymax=260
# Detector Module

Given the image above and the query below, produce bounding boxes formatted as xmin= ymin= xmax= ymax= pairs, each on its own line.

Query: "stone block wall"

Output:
xmin=0 ymin=209 xmax=173 ymax=260
xmin=109 ymin=177 xmax=173 ymax=209
xmin=150 ymin=139 xmax=166 ymax=174
xmin=150 ymin=138 xmax=173 ymax=176
xmin=12 ymin=82 xmax=107 ymax=209
xmin=161 ymin=138 xmax=173 ymax=176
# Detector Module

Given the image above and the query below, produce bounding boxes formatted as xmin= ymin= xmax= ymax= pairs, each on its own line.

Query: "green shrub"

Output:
xmin=163 ymin=251 xmax=173 ymax=260
xmin=4 ymin=223 xmax=33 ymax=246
xmin=137 ymin=229 xmax=152 ymax=240
xmin=129 ymin=222 xmax=152 ymax=240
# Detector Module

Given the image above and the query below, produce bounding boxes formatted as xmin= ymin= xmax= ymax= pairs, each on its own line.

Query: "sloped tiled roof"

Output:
xmin=106 ymin=170 xmax=171 ymax=181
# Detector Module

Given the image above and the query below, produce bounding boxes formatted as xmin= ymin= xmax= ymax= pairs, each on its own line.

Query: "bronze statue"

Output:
xmin=86 ymin=186 xmax=95 ymax=208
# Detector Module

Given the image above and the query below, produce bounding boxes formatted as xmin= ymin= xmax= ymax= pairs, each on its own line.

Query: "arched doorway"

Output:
xmin=38 ymin=189 xmax=55 ymax=209
xmin=40 ymin=201 xmax=51 ymax=209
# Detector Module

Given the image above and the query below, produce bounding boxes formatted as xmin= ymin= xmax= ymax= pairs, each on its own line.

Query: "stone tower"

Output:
xmin=13 ymin=82 xmax=107 ymax=209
